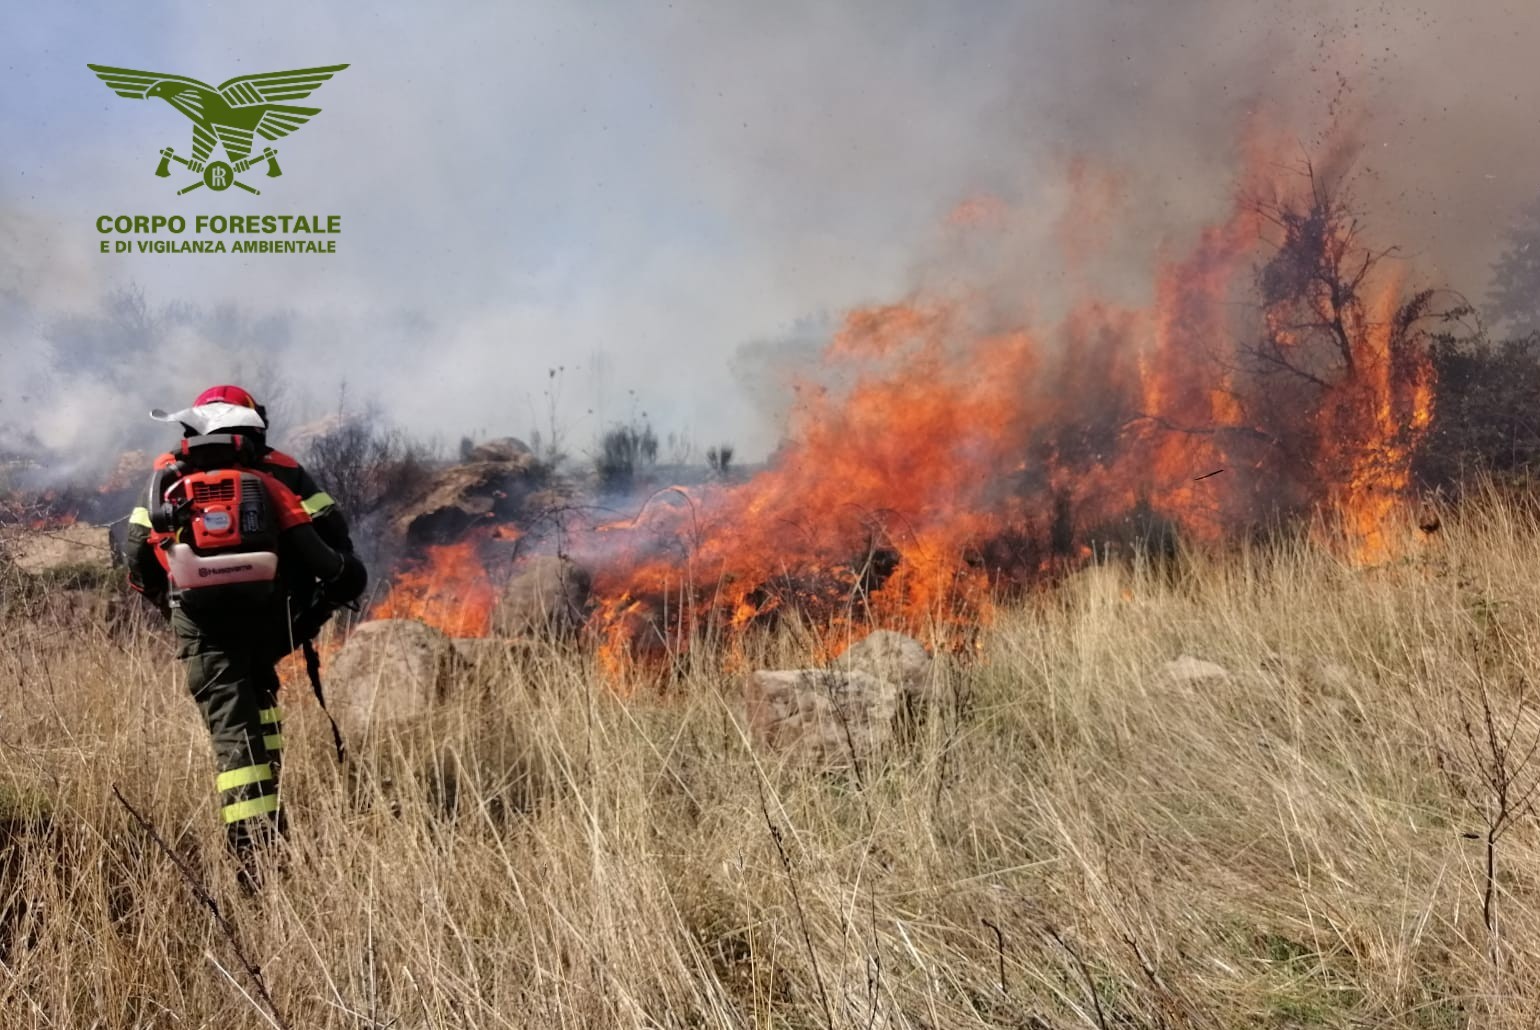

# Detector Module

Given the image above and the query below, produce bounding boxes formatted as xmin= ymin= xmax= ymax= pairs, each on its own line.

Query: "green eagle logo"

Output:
xmin=88 ymin=63 xmax=349 ymax=196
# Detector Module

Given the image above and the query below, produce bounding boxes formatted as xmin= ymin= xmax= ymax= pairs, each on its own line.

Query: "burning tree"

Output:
xmin=1240 ymin=166 xmax=1442 ymax=556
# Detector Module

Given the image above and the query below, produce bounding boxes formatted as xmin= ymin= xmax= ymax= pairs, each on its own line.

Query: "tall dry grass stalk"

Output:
xmin=3 ymin=493 xmax=1540 ymax=1026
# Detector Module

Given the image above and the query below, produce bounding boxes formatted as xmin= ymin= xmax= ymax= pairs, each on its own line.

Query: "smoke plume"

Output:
xmin=2 ymin=0 xmax=1537 ymax=482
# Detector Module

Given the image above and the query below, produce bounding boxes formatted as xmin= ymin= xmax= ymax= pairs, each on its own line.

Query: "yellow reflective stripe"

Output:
xmin=222 ymin=794 xmax=280 ymax=824
xmin=129 ymin=506 xmax=153 ymax=529
xmin=259 ymin=707 xmax=283 ymax=725
xmin=215 ymin=764 xmax=273 ymax=793
xmin=263 ymin=733 xmax=284 ymax=751
xmin=301 ymin=491 xmax=336 ymax=516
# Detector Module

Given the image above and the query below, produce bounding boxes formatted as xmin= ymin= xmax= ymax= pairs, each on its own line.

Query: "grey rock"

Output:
xmin=0 ymin=522 xmax=111 ymax=576
xmin=835 ymin=630 xmax=933 ymax=703
xmin=327 ymin=619 xmax=461 ymax=733
xmin=742 ymin=668 xmax=899 ymax=767
xmin=464 ymin=437 xmax=532 ymax=464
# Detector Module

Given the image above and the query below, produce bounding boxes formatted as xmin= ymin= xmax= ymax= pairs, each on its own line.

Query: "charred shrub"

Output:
xmin=302 ymin=409 xmax=435 ymax=526
xmin=706 ymin=443 xmax=735 ymax=476
xmin=594 ymin=421 xmax=658 ymax=492
xmin=1416 ymin=334 xmax=1540 ymax=488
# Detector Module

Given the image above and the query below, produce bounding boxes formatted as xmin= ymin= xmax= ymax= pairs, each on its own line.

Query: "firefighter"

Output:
xmin=125 ymin=385 xmax=366 ymax=867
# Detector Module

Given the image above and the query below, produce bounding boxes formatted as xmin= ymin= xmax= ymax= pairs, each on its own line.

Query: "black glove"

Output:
xmin=322 ymin=551 xmax=367 ymax=607
xmin=290 ymin=600 xmax=335 ymax=647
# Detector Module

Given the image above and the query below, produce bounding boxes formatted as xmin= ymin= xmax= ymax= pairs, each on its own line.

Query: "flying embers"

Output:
xmin=86 ymin=63 xmax=348 ymax=173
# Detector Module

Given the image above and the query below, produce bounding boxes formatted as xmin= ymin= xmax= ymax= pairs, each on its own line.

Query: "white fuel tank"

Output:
xmin=167 ymin=543 xmax=279 ymax=590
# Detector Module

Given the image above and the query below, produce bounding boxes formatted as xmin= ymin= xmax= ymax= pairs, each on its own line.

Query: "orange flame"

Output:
xmin=368 ymin=124 xmax=1438 ymax=671
xmin=1319 ymin=275 xmax=1437 ymax=563
xmin=370 ymin=540 xmax=496 ymax=637
xmin=570 ymin=132 xmax=1435 ymax=663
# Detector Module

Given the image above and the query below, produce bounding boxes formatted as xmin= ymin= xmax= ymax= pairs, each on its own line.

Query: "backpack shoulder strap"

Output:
xmin=248 ymin=469 xmax=313 ymax=531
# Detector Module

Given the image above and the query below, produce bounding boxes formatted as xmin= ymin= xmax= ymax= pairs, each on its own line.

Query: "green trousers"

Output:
xmin=172 ymin=608 xmax=287 ymax=852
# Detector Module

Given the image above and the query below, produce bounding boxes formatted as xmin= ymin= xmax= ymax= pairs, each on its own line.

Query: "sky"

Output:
xmin=3 ymin=0 xmax=1539 ymax=473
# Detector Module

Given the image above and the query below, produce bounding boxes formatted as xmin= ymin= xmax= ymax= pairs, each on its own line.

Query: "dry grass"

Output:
xmin=6 ymin=498 xmax=1540 ymax=1027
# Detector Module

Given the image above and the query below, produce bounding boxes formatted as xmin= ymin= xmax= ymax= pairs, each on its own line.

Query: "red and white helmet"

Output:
xmin=151 ymin=383 xmax=268 ymax=434
xmin=192 ymin=384 xmax=261 ymax=409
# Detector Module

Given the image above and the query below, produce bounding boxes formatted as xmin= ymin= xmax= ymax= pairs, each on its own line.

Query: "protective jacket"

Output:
xmin=126 ymin=443 xmax=354 ymax=606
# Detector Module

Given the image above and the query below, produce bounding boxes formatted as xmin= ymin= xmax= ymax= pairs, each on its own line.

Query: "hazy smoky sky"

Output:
xmin=2 ymin=1 xmax=1537 ymax=473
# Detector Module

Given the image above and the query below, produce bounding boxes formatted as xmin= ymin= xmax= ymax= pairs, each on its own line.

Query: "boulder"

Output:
xmin=492 ymin=555 xmax=591 ymax=640
xmin=0 ymin=522 xmax=112 ymax=577
xmin=742 ymin=668 xmax=899 ymax=767
xmin=835 ymin=630 xmax=933 ymax=704
xmin=326 ymin=619 xmax=461 ymax=733
xmin=387 ymin=452 xmax=546 ymax=544
xmin=463 ymin=437 xmax=532 ymax=464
